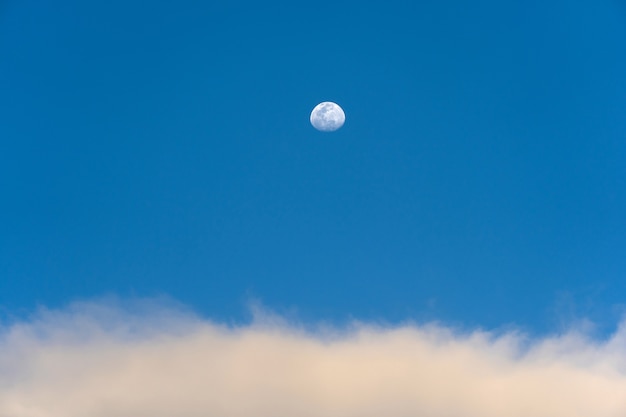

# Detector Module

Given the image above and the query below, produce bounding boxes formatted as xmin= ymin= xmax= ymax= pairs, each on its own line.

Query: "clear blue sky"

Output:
xmin=1 ymin=0 xmax=625 ymax=332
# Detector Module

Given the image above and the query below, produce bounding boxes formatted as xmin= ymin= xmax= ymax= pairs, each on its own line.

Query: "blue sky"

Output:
xmin=1 ymin=0 xmax=626 ymax=333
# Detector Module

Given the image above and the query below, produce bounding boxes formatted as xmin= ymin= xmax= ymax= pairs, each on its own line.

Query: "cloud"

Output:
xmin=1 ymin=299 xmax=625 ymax=417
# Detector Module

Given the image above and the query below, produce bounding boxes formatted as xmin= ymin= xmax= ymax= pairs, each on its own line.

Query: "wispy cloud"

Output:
xmin=1 ymin=299 xmax=625 ymax=417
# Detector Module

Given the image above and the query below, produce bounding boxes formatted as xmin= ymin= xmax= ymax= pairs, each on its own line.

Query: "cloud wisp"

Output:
xmin=1 ymin=299 xmax=625 ymax=417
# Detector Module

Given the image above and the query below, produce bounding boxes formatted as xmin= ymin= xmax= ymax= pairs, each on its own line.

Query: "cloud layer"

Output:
xmin=1 ymin=300 xmax=625 ymax=417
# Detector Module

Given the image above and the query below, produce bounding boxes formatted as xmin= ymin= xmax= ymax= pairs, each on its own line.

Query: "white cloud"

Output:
xmin=1 ymin=299 xmax=625 ymax=417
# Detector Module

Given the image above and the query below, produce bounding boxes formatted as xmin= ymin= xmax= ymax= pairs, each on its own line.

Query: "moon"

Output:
xmin=310 ymin=102 xmax=345 ymax=132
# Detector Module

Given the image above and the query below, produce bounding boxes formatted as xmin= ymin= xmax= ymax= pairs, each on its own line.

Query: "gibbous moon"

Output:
xmin=310 ymin=102 xmax=345 ymax=132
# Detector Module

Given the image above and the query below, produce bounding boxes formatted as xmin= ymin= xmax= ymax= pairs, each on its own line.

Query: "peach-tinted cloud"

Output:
xmin=1 ymin=299 xmax=625 ymax=417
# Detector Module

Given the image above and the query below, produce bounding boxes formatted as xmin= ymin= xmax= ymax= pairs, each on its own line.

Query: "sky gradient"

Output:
xmin=2 ymin=0 xmax=625 ymax=331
